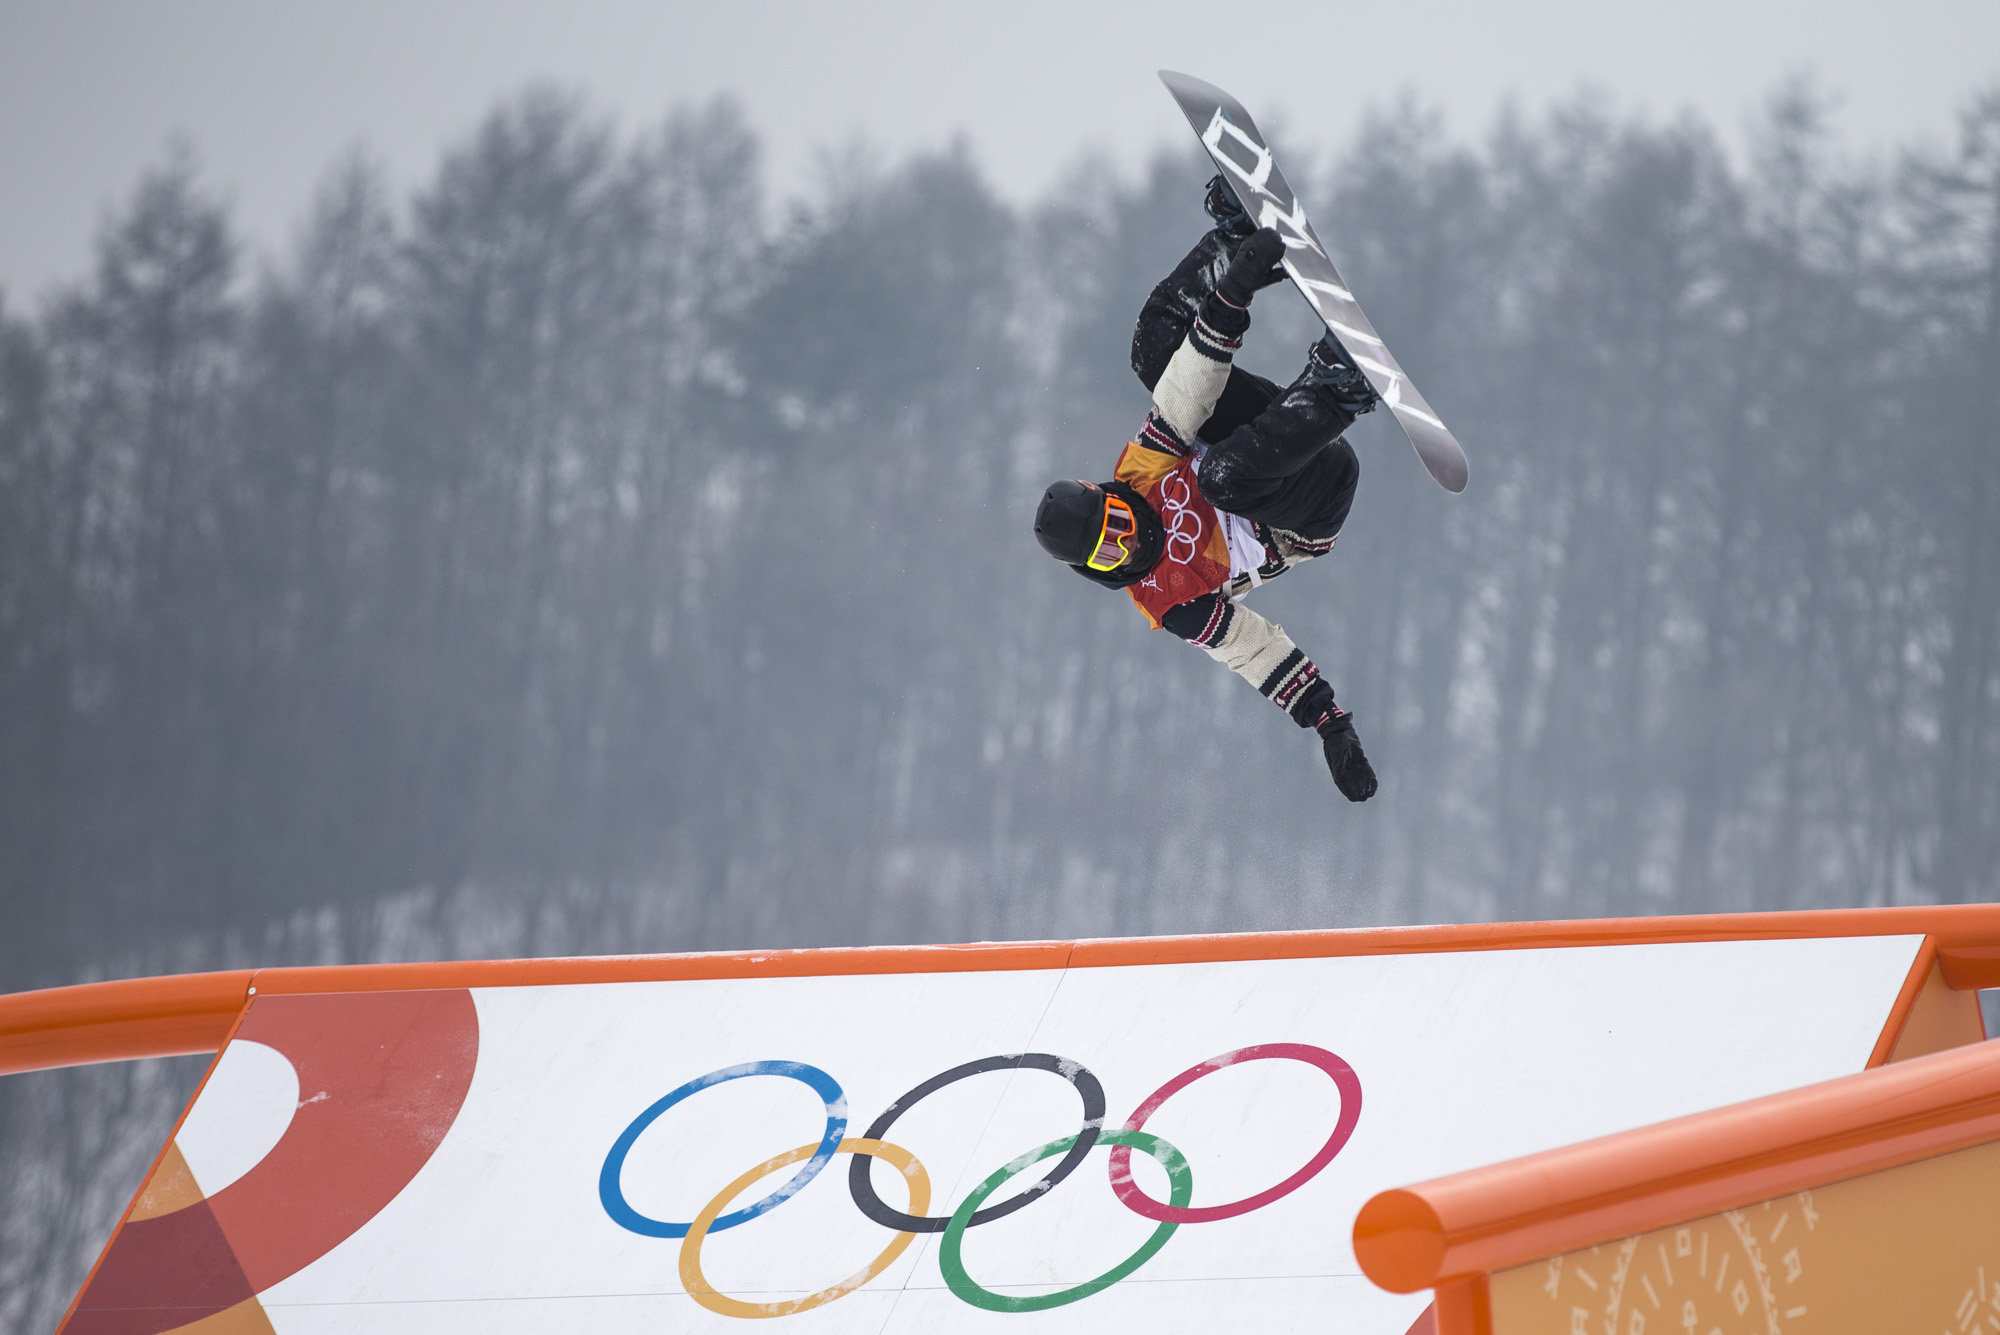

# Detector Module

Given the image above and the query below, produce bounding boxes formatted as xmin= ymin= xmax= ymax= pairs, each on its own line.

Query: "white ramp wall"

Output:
xmin=66 ymin=936 xmax=1924 ymax=1335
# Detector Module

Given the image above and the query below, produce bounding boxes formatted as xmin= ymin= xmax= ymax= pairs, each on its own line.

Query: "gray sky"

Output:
xmin=3 ymin=0 xmax=1996 ymax=302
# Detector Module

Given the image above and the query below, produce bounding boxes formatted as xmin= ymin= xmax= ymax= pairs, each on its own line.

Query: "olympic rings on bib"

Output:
xmin=681 ymin=1137 xmax=928 ymax=1319
xmin=599 ymin=1060 xmax=846 ymax=1239
xmin=940 ymin=1129 xmax=1191 ymax=1313
xmin=600 ymin=1043 xmax=1359 ymax=1318
xmin=1157 ymin=470 xmax=1205 ymax=566
xmin=1108 ymin=1042 xmax=1362 ymax=1224
xmin=847 ymin=1053 xmax=1106 ymax=1233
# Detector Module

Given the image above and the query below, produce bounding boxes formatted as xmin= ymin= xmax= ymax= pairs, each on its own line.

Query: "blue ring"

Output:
xmin=599 ymin=1060 xmax=847 ymax=1238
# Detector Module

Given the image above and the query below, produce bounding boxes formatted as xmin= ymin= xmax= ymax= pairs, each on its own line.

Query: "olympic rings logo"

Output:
xmin=599 ymin=1043 xmax=1361 ymax=1317
xmin=1158 ymin=470 xmax=1205 ymax=566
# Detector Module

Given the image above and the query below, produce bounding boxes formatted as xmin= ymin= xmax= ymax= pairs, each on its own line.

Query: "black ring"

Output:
xmin=847 ymin=1053 xmax=1105 ymax=1233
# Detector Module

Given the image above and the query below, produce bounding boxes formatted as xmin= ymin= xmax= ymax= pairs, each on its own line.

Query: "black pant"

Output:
xmin=1131 ymin=233 xmax=1360 ymax=540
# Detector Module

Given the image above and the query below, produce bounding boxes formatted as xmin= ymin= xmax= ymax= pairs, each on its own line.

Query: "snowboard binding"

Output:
xmin=1302 ymin=334 xmax=1380 ymax=417
xmin=1203 ymin=173 xmax=1257 ymax=242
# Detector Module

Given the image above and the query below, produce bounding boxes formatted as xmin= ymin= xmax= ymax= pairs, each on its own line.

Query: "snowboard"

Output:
xmin=1160 ymin=70 xmax=1469 ymax=494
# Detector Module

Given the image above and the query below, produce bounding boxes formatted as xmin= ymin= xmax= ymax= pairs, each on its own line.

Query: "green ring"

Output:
xmin=938 ymin=1128 xmax=1191 ymax=1313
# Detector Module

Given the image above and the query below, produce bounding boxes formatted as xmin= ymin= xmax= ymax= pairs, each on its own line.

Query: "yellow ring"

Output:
xmin=679 ymin=1136 xmax=930 ymax=1319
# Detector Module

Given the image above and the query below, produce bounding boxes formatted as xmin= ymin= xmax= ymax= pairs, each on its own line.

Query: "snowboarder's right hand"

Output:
xmin=1318 ymin=711 xmax=1377 ymax=803
xmin=1215 ymin=227 xmax=1288 ymax=308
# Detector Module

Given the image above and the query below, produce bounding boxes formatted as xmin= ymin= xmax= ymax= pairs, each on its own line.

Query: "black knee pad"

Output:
xmin=1195 ymin=432 xmax=1273 ymax=514
xmin=1197 ymin=428 xmax=1359 ymax=535
xmin=1130 ymin=231 xmax=1236 ymax=390
xmin=1130 ymin=292 xmax=1187 ymax=391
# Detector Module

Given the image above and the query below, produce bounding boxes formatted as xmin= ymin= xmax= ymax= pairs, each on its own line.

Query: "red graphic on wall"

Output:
xmin=63 ymin=989 xmax=480 ymax=1335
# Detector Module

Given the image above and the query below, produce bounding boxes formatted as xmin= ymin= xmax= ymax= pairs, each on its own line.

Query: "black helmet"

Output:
xmin=1034 ymin=479 xmax=1164 ymax=585
xmin=1034 ymin=479 xmax=1108 ymax=565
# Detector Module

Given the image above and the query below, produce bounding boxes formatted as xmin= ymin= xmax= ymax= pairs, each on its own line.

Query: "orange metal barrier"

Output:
xmin=1354 ymin=1031 xmax=2000 ymax=1333
xmin=0 ymin=970 xmax=254 ymax=1077
xmin=0 ymin=943 xmax=1067 ymax=1077
xmin=5 ymin=904 xmax=1998 ymax=1078
xmin=1353 ymin=1037 xmax=2000 ymax=1295
xmin=1068 ymin=903 xmax=2000 ymax=978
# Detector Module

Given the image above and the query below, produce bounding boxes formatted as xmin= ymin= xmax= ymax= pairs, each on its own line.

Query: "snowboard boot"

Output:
xmin=1204 ymin=174 xmax=1257 ymax=243
xmin=1301 ymin=333 xmax=1380 ymax=418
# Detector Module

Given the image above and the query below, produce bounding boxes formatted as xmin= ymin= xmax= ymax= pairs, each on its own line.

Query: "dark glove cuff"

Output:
xmin=1290 ymin=677 xmax=1337 ymax=730
xmin=1213 ymin=271 xmax=1262 ymax=311
xmin=1311 ymin=696 xmax=1352 ymax=737
xmin=1199 ymin=289 xmax=1251 ymax=338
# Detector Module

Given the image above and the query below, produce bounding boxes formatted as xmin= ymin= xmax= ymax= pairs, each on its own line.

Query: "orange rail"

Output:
xmin=1351 ymin=1036 xmax=2000 ymax=1294
xmin=0 ymin=970 xmax=255 ymax=1077
xmin=0 ymin=942 xmax=1069 ymax=1077
xmin=4 ymin=904 xmax=1998 ymax=1078
xmin=1068 ymin=903 xmax=2000 ymax=976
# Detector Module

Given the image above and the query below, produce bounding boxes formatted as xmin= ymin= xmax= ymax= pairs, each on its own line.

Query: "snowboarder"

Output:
xmin=1033 ymin=178 xmax=1380 ymax=802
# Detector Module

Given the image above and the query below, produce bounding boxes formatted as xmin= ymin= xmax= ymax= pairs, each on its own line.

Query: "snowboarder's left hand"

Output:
xmin=1215 ymin=227 xmax=1289 ymax=308
xmin=1318 ymin=711 xmax=1377 ymax=803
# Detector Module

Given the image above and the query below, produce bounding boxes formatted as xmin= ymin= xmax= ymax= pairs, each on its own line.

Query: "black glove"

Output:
xmin=1214 ymin=226 xmax=1288 ymax=308
xmin=1318 ymin=711 xmax=1377 ymax=803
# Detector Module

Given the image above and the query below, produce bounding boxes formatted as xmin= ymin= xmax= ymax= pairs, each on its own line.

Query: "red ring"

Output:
xmin=1106 ymin=1042 xmax=1360 ymax=1223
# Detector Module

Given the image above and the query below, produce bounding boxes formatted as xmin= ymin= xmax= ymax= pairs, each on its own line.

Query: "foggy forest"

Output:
xmin=3 ymin=78 xmax=1999 ymax=1327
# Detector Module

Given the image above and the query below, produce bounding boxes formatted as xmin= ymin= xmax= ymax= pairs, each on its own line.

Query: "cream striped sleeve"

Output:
xmin=1187 ymin=599 xmax=1326 ymax=722
xmin=1148 ymin=309 xmax=1245 ymax=446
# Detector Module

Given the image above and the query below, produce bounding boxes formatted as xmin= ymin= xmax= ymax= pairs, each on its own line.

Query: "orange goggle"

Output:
xmin=1085 ymin=493 xmax=1139 ymax=571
